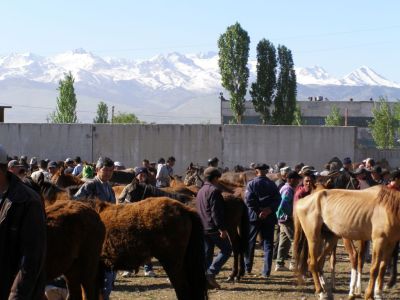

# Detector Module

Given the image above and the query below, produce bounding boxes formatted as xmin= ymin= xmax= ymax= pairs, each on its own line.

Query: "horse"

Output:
xmin=52 ymin=167 xmax=85 ymax=188
xmin=46 ymin=200 xmax=105 ymax=300
xmin=116 ymin=178 xmax=193 ymax=204
xmin=293 ymin=185 xmax=400 ymax=300
xmin=90 ymin=197 xmax=208 ymax=300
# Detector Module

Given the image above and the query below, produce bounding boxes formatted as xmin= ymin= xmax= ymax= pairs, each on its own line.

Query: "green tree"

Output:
xmin=50 ymin=72 xmax=78 ymax=123
xmin=325 ymin=104 xmax=343 ymax=126
xmin=93 ymin=101 xmax=109 ymax=123
xmin=272 ymin=45 xmax=297 ymax=124
xmin=368 ymin=97 xmax=396 ymax=149
xmin=292 ymin=104 xmax=304 ymax=126
xmin=218 ymin=22 xmax=250 ymax=124
xmin=250 ymin=39 xmax=277 ymax=124
xmin=112 ymin=112 xmax=142 ymax=124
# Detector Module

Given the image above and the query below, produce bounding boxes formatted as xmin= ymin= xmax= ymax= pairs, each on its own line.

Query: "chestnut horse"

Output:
xmin=294 ymin=185 xmax=400 ymax=300
xmin=91 ymin=197 xmax=208 ymax=300
xmin=46 ymin=200 xmax=105 ymax=300
xmin=52 ymin=168 xmax=84 ymax=188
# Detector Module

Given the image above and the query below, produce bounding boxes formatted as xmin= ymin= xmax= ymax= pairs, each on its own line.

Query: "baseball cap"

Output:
xmin=30 ymin=157 xmax=38 ymax=165
xmin=48 ymin=161 xmax=58 ymax=169
xmin=287 ymin=171 xmax=302 ymax=180
xmin=343 ymin=157 xmax=352 ymax=165
xmin=254 ymin=163 xmax=269 ymax=171
xmin=0 ymin=145 xmax=8 ymax=164
xmin=65 ymin=157 xmax=74 ymax=164
xmin=135 ymin=167 xmax=148 ymax=176
xmin=204 ymin=167 xmax=222 ymax=178
xmin=8 ymin=160 xmax=23 ymax=168
xmin=280 ymin=166 xmax=291 ymax=175
xmin=114 ymin=161 xmax=124 ymax=168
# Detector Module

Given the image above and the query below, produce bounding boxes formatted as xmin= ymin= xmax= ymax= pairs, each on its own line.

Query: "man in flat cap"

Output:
xmin=196 ymin=167 xmax=231 ymax=289
xmin=244 ymin=163 xmax=281 ymax=278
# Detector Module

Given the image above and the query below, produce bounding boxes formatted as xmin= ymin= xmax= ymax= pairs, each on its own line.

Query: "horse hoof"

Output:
xmin=318 ymin=292 xmax=330 ymax=300
xmin=225 ymin=276 xmax=234 ymax=282
xmin=384 ymin=282 xmax=395 ymax=290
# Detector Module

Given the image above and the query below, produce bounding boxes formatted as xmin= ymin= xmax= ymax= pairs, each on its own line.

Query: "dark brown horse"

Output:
xmin=46 ymin=200 xmax=106 ymax=300
xmin=92 ymin=197 xmax=208 ymax=300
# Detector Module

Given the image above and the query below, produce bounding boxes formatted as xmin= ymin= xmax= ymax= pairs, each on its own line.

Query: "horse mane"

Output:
xmin=377 ymin=186 xmax=400 ymax=218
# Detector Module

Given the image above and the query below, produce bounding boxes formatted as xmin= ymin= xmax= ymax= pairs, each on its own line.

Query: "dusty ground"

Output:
xmin=110 ymin=245 xmax=400 ymax=300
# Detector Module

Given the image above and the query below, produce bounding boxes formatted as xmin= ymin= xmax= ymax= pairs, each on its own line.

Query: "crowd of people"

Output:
xmin=1 ymin=142 xmax=400 ymax=299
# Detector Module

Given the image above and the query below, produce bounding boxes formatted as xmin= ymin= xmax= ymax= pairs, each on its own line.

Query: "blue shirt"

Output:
xmin=276 ymin=183 xmax=295 ymax=223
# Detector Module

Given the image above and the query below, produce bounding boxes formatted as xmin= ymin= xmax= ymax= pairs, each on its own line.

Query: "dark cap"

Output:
xmin=48 ymin=161 xmax=58 ymax=169
xmin=352 ymin=167 xmax=367 ymax=175
xmin=343 ymin=157 xmax=352 ymax=165
xmin=135 ymin=167 xmax=148 ymax=176
xmin=287 ymin=171 xmax=302 ymax=180
xmin=208 ymin=157 xmax=219 ymax=164
xmin=254 ymin=163 xmax=269 ymax=171
xmin=204 ymin=167 xmax=221 ymax=178
xmin=371 ymin=165 xmax=382 ymax=174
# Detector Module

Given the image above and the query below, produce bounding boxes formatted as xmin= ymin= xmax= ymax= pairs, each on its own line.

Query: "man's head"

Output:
xmin=204 ymin=167 xmax=222 ymax=184
xmin=280 ymin=166 xmax=291 ymax=180
xmin=286 ymin=171 xmax=302 ymax=187
xmin=47 ymin=161 xmax=59 ymax=175
xmin=96 ymin=157 xmax=114 ymax=182
xmin=39 ymin=159 xmax=48 ymax=170
xmin=370 ymin=165 xmax=382 ymax=181
xmin=342 ymin=157 xmax=352 ymax=170
xmin=75 ymin=156 xmax=82 ymax=164
xmin=113 ymin=161 xmax=125 ymax=170
xmin=65 ymin=157 xmax=74 ymax=167
xmin=167 ymin=156 xmax=176 ymax=167
xmin=254 ymin=163 xmax=269 ymax=176
xmin=207 ymin=157 xmax=219 ymax=168
xmin=390 ymin=170 xmax=400 ymax=186
xmin=8 ymin=160 xmax=24 ymax=176
xmin=142 ymin=159 xmax=150 ymax=168
xmin=302 ymin=170 xmax=316 ymax=191
xmin=135 ymin=167 xmax=148 ymax=183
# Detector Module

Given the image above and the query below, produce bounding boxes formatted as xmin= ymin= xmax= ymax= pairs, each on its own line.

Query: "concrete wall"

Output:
xmin=0 ymin=123 xmax=359 ymax=174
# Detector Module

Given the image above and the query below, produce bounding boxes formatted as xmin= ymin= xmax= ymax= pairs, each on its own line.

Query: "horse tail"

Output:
xmin=293 ymin=210 xmax=308 ymax=281
xmin=185 ymin=211 xmax=208 ymax=300
xmin=239 ymin=201 xmax=250 ymax=253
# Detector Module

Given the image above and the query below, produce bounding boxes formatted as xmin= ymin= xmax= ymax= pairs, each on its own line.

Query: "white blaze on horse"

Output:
xmin=293 ymin=185 xmax=400 ymax=300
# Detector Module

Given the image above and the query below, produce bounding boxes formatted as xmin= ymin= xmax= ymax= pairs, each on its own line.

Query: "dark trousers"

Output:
xmin=244 ymin=218 xmax=276 ymax=276
xmin=205 ymin=232 xmax=232 ymax=275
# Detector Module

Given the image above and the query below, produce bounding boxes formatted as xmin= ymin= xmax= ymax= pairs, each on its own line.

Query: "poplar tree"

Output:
xmin=93 ymin=101 xmax=109 ymax=123
xmin=325 ymin=104 xmax=343 ymax=126
xmin=273 ymin=45 xmax=297 ymax=124
xmin=369 ymin=97 xmax=396 ymax=149
xmin=218 ymin=22 xmax=250 ymax=124
xmin=250 ymin=39 xmax=277 ymax=124
xmin=50 ymin=72 xmax=78 ymax=123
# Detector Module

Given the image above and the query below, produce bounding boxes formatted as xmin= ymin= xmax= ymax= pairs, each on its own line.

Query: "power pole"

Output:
xmin=111 ymin=106 xmax=115 ymax=124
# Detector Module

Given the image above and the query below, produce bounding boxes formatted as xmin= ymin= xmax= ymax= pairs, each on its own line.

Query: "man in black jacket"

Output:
xmin=196 ymin=167 xmax=231 ymax=289
xmin=0 ymin=145 xmax=46 ymax=300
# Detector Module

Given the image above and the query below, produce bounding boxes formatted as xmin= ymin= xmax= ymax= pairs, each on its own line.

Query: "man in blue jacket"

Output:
xmin=196 ymin=167 xmax=231 ymax=289
xmin=244 ymin=163 xmax=281 ymax=278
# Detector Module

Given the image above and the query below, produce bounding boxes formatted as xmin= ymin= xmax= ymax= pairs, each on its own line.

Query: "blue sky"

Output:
xmin=1 ymin=0 xmax=399 ymax=81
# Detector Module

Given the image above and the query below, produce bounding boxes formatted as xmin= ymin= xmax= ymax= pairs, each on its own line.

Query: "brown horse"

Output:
xmin=52 ymin=167 xmax=85 ymax=188
xmin=294 ymin=185 xmax=400 ymax=300
xmin=46 ymin=200 xmax=105 ymax=300
xmin=91 ymin=197 xmax=208 ymax=300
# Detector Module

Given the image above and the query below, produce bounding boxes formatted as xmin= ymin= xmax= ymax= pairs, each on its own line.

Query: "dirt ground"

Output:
xmin=110 ymin=245 xmax=400 ymax=300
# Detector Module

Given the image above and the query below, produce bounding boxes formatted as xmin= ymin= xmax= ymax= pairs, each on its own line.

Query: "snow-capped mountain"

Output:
xmin=0 ymin=49 xmax=399 ymax=123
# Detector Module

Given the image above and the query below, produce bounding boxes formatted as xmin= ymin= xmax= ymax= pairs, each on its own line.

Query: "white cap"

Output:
xmin=0 ymin=145 xmax=8 ymax=164
xmin=114 ymin=161 xmax=124 ymax=167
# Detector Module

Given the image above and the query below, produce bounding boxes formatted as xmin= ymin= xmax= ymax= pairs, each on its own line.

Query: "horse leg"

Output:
xmin=343 ymin=238 xmax=358 ymax=299
xmin=374 ymin=241 xmax=396 ymax=300
xmin=355 ymin=240 xmax=366 ymax=297
xmin=386 ymin=241 xmax=399 ymax=289
xmin=365 ymin=238 xmax=384 ymax=300
xmin=80 ymin=256 xmax=101 ymax=300
xmin=227 ymin=230 xmax=239 ymax=282
xmin=316 ymin=235 xmax=338 ymax=298
xmin=329 ymin=245 xmax=336 ymax=292
xmin=162 ymin=261 xmax=189 ymax=300
xmin=308 ymin=239 xmax=329 ymax=300
xmin=64 ymin=266 xmax=83 ymax=300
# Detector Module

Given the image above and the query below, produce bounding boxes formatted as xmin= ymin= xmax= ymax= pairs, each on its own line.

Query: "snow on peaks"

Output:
xmin=49 ymin=49 xmax=108 ymax=72
xmin=295 ymin=66 xmax=341 ymax=85
xmin=341 ymin=66 xmax=400 ymax=88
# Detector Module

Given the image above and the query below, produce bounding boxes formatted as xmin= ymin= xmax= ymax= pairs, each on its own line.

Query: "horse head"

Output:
xmin=119 ymin=178 xmax=145 ymax=203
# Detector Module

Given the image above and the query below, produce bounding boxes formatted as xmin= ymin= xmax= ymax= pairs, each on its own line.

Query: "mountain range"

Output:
xmin=1 ymin=49 xmax=400 ymax=123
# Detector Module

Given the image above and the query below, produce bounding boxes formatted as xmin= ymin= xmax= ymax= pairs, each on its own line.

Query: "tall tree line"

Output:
xmin=218 ymin=23 xmax=297 ymax=125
